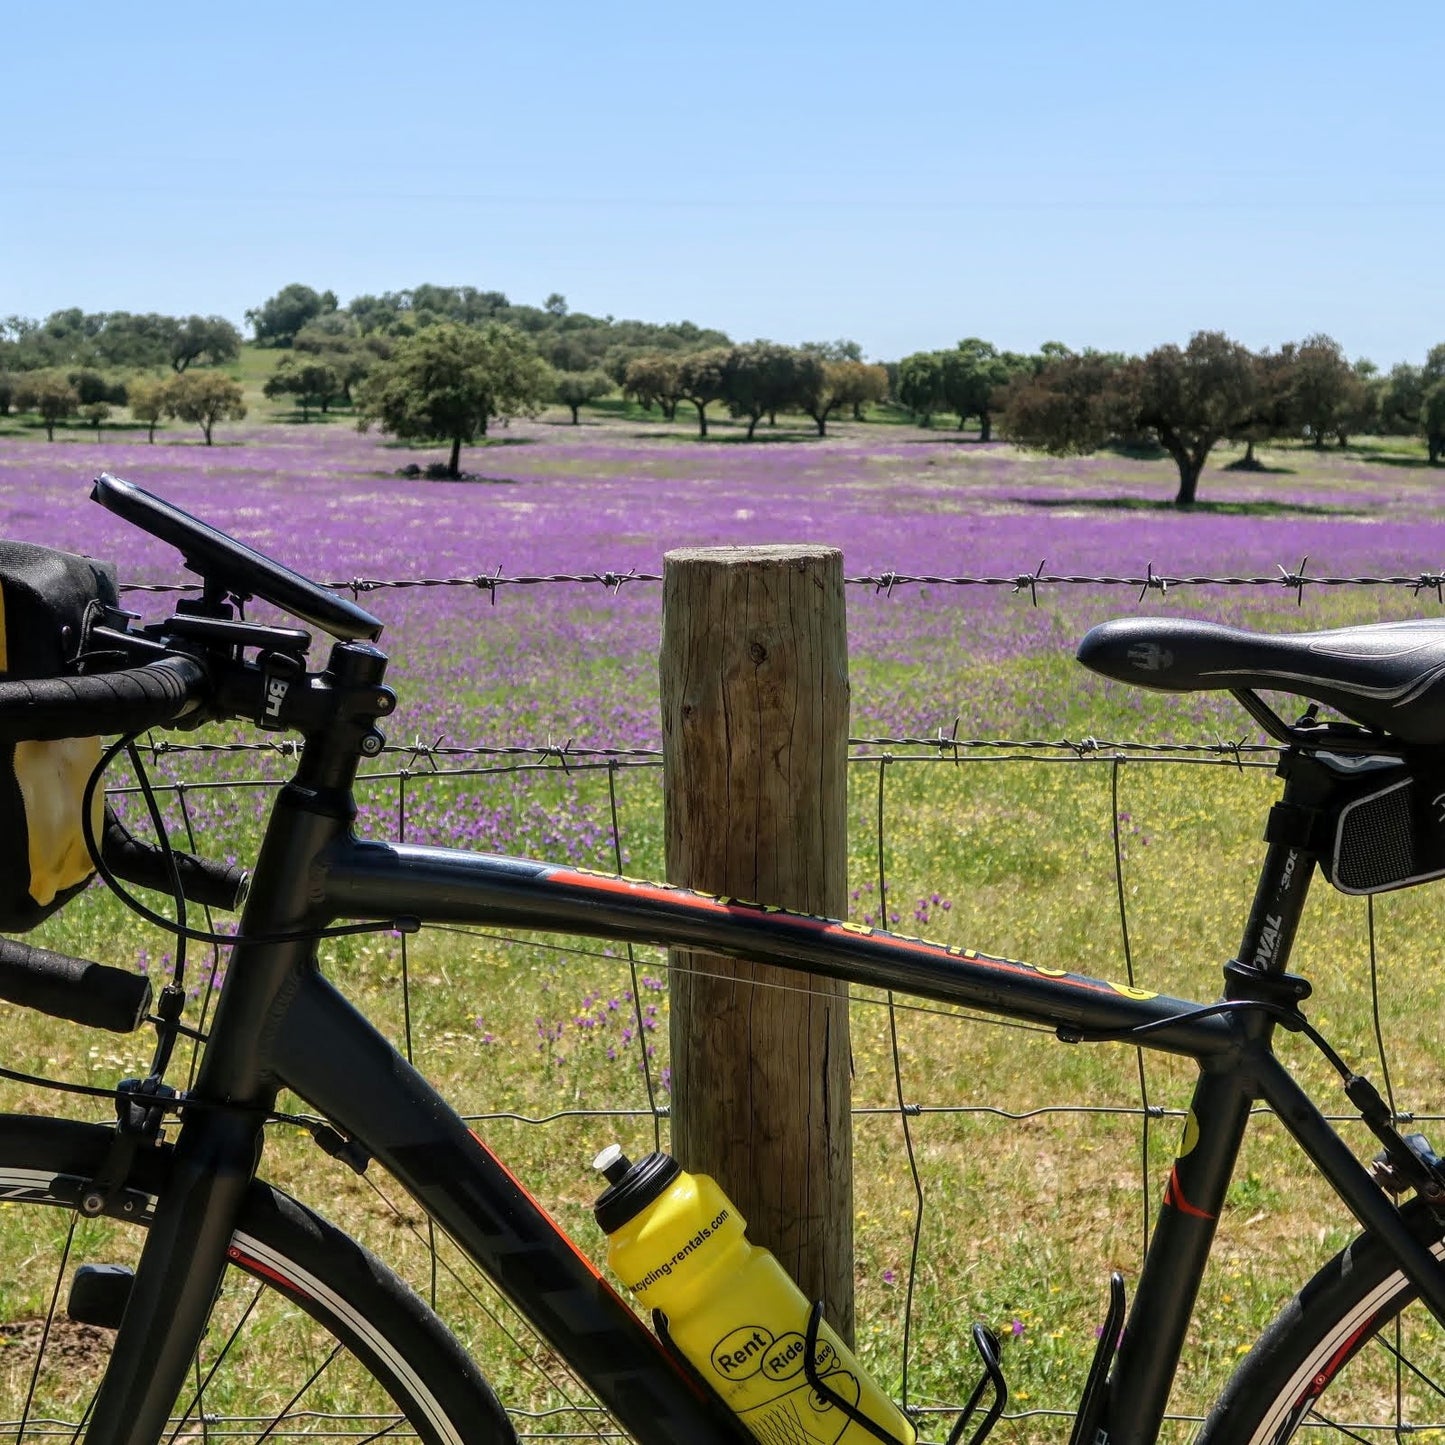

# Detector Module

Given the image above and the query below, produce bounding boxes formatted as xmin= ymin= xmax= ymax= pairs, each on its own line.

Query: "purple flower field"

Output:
xmin=5 ymin=420 xmax=1445 ymax=854
xmin=6 ymin=422 xmax=1444 ymax=735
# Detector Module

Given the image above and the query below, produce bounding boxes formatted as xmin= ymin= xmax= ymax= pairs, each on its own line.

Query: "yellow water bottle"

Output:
xmin=593 ymin=1145 xmax=915 ymax=1445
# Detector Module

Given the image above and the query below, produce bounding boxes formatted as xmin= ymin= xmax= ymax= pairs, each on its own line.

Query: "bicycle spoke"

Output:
xmin=191 ymin=1353 xmax=210 ymax=1445
xmin=249 ymin=1341 xmax=345 ymax=1443
xmin=67 ymin=1391 xmax=96 ymax=1445
xmin=1373 ymin=1326 xmax=1445 ymax=1404
xmin=16 ymin=1210 xmax=77 ymax=1444
xmin=355 ymin=1419 xmax=410 ymax=1443
xmin=1295 ymin=1413 xmax=1375 ymax=1444
xmin=168 ymin=1283 xmax=264 ymax=1442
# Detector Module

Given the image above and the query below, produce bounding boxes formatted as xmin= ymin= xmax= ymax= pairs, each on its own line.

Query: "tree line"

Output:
xmin=241 ymin=282 xmax=739 ymax=428
xmin=620 ymin=342 xmax=888 ymax=439
xmin=0 ymin=310 xmax=240 ymax=373
xmin=242 ymin=284 xmax=896 ymax=443
xmin=987 ymin=332 xmax=1445 ymax=504
xmin=346 ymin=324 xmax=894 ymax=476
xmin=0 ymin=368 xmax=246 ymax=446
xmin=0 ymin=308 xmax=249 ymax=444
xmin=4 ymin=286 xmax=1443 ymax=503
xmin=243 ymin=286 xmax=895 ymax=471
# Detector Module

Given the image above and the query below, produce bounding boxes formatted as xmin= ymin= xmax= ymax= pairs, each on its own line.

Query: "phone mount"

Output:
xmin=92 ymin=474 xmax=383 ymax=643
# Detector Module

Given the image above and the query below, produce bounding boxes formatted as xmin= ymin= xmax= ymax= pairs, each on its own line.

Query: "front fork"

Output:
xmin=80 ymin=1107 xmax=271 ymax=1439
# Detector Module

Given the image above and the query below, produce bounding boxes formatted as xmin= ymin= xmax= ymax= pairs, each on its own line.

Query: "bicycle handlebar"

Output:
xmin=0 ymin=657 xmax=208 ymax=743
xmin=0 ymin=807 xmax=246 ymax=1041
xmin=0 ymin=599 xmax=243 ymax=1038
xmin=0 ymin=938 xmax=151 ymax=1034
xmin=0 ymin=477 xmax=368 ymax=1039
xmin=0 ymin=477 xmax=373 ymax=1048
xmin=102 ymin=807 xmax=248 ymax=912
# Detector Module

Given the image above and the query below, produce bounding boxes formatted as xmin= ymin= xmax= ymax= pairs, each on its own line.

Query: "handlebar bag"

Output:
xmin=0 ymin=542 xmax=118 ymax=931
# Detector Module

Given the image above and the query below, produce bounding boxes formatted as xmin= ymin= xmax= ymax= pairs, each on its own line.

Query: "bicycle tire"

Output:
xmin=0 ymin=1112 xmax=517 ymax=1443
xmin=1198 ymin=1195 xmax=1445 ymax=1443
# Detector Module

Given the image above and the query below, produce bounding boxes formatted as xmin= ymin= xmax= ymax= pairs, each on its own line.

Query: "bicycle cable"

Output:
xmin=0 ymin=1054 xmax=316 ymax=1129
xmin=1063 ymin=998 xmax=1356 ymax=1082
xmin=82 ymin=730 xmax=421 ymax=950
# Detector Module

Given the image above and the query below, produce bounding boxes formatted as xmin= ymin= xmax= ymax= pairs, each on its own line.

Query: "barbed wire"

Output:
xmin=134 ymin=731 xmax=1281 ymax=770
xmin=115 ymin=560 xmax=1445 ymax=606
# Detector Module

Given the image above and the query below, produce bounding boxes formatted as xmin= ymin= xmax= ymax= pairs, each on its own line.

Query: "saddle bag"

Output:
xmin=1316 ymin=757 xmax=1445 ymax=896
xmin=0 ymin=542 xmax=119 ymax=931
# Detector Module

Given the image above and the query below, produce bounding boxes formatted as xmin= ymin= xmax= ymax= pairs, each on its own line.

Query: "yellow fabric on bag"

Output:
xmin=14 ymin=738 xmax=102 ymax=906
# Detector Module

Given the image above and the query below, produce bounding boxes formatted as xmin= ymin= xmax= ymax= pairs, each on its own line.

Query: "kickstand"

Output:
xmin=944 ymin=1324 xmax=1007 ymax=1445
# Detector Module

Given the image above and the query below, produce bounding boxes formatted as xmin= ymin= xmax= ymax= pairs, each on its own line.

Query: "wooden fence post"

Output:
xmin=660 ymin=544 xmax=854 ymax=1340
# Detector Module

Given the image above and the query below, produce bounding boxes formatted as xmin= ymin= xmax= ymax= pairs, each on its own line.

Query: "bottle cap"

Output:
xmin=592 ymin=1147 xmax=682 ymax=1234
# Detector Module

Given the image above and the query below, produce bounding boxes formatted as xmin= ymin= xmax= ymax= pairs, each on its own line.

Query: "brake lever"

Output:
xmin=89 ymin=625 xmax=176 ymax=664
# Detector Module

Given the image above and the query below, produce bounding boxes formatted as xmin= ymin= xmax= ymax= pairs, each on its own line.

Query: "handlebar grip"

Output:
xmin=102 ymin=807 xmax=248 ymax=911
xmin=0 ymin=938 xmax=152 ymax=1033
xmin=0 ymin=657 xmax=207 ymax=742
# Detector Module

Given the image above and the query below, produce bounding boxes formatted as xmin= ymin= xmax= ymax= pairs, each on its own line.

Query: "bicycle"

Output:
xmin=1 ymin=473 xmax=1445 ymax=1443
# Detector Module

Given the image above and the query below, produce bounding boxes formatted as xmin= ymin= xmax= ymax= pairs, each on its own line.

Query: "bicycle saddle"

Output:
xmin=1077 ymin=617 xmax=1445 ymax=745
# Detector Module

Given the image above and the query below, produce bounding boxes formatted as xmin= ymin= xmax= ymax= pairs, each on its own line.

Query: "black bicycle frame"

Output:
xmin=80 ymin=661 xmax=1445 ymax=1445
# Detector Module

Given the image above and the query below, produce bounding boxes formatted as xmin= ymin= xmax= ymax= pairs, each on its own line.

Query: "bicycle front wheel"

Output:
xmin=1199 ymin=1195 xmax=1445 ymax=1443
xmin=0 ymin=1113 xmax=516 ymax=1443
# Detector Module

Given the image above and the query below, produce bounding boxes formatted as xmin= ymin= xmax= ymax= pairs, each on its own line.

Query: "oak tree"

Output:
xmin=676 ymin=348 xmax=730 ymax=437
xmin=170 ymin=315 xmax=242 ymax=371
xmin=1287 ymin=334 xmax=1357 ymax=447
xmin=1382 ymin=347 xmax=1445 ymax=463
xmin=553 ymin=369 xmax=612 ymax=424
xmin=356 ymin=321 xmax=551 ymax=477
xmin=723 ymin=342 xmax=809 ymax=439
xmin=897 ymin=351 xmax=947 ymax=426
xmin=939 ymin=339 xmax=1030 ymax=439
xmin=830 ymin=360 xmax=889 ymax=421
xmin=163 ymin=371 xmax=247 ymax=445
xmin=1001 ymin=332 xmax=1261 ymax=505
xmin=264 ymin=357 xmax=343 ymax=420
xmin=14 ymin=371 xmax=78 ymax=440
xmin=127 ymin=376 xmax=168 ymax=443
xmin=795 ymin=356 xmax=882 ymax=436
xmin=246 ymin=284 xmax=338 ymax=347
xmin=622 ymin=354 xmax=683 ymax=420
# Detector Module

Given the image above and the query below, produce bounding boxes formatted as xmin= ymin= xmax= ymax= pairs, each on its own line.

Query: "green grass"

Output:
xmin=229 ymin=339 xmax=282 ymax=405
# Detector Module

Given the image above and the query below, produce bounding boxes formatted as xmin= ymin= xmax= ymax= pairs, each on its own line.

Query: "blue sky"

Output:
xmin=4 ymin=0 xmax=1440 ymax=366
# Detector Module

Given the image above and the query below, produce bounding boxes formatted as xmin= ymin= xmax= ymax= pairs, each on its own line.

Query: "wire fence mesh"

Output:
xmin=89 ymin=565 xmax=1445 ymax=1440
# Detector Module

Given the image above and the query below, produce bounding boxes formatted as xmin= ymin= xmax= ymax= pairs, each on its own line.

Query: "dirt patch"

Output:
xmin=0 ymin=1315 xmax=112 ymax=1371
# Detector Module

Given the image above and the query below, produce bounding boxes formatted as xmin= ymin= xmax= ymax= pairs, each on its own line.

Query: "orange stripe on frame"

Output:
xmin=556 ymin=867 xmax=1116 ymax=996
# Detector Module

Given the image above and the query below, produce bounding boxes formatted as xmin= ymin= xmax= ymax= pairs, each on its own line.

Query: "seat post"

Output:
xmin=1229 ymin=751 xmax=1329 ymax=989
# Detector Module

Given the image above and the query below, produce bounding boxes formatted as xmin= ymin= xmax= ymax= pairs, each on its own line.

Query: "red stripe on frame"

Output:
xmin=1163 ymin=1166 xmax=1216 ymax=1220
xmin=466 ymin=1128 xmax=618 ymax=1293
xmin=553 ymin=868 xmax=1115 ymax=996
